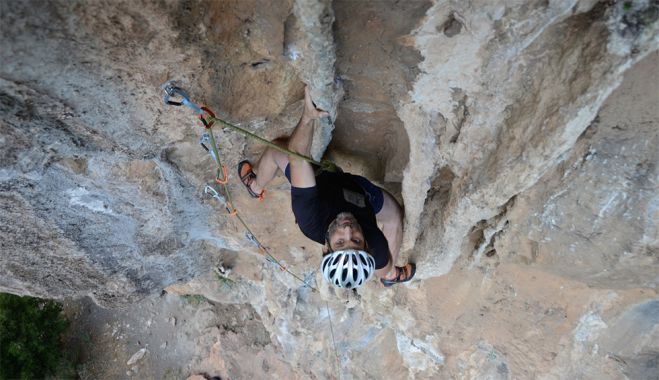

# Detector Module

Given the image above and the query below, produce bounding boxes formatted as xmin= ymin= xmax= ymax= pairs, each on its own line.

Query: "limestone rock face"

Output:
xmin=399 ymin=0 xmax=658 ymax=281
xmin=1 ymin=0 xmax=658 ymax=379
xmin=0 ymin=0 xmax=338 ymax=304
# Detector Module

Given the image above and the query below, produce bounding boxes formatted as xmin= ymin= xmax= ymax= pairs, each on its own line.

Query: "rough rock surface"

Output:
xmin=0 ymin=0 xmax=339 ymax=304
xmin=399 ymin=0 xmax=658 ymax=280
xmin=1 ymin=0 xmax=658 ymax=379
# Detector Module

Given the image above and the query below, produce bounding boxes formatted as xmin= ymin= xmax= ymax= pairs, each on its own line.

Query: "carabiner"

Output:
xmin=161 ymin=81 xmax=203 ymax=114
xmin=245 ymin=232 xmax=260 ymax=248
xmin=198 ymin=106 xmax=216 ymax=129
xmin=199 ymin=133 xmax=219 ymax=163
xmin=225 ymin=202 xmax=237 ymax=216
xmin=214 ymin=165 xmax=229 ymax=185
xmin=204 ymin=185 xmax=227 ymax=204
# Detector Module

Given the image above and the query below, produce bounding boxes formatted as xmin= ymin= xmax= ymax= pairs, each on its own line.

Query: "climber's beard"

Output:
xmin=327 ymin=212 xmax=362 ymax=234
xmin=325 ymin=212 xmax=365 ymax=252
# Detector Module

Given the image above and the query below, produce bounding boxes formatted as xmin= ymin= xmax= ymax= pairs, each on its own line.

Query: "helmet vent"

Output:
xmin=320 ymin=250 xmax=376 ymax=289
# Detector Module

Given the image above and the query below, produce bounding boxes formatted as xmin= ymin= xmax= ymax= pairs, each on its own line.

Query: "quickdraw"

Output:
xmin=204 ymin=185 xmax=236 ymax=215
xmin=163 ymin=81 xmax=316 ymax=292
xmin=199 ymin=133 xmax=219 ymax=163
xmin=204 ymin=185 xmax=226 ymax=204
xmin=214 ymin=166 xmax=229 ymax=185
xmin=245 ymin=232 xmax=259 ymax=247
xmin=161 ymin=81 xmax=204 ymax=115
xmin=198 ymin=106 xmax=216 ymax=128
xmin=199 ymin=133 xmax=230 ymax=185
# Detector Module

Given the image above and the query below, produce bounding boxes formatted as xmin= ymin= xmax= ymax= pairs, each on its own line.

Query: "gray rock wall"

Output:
xmin=0 ymin=0 xmax=339 ymax=305
xmin=1 ymin=0 xmax=658 ymax=378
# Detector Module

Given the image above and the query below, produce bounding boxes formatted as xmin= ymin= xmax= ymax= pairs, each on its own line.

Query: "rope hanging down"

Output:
xmin=162 ymin=81 xmax=318 ymax=292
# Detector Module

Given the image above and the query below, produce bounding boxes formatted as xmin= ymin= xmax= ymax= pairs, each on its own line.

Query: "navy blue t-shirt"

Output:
xmin=289 ymin=170 xmax=390 ymax=269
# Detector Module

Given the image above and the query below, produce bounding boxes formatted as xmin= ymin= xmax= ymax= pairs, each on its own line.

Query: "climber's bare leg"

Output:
xmin=251 ymin=142 xmax=289 ymax=194
xmin=251 ymin=85 xmax=327 ymax=193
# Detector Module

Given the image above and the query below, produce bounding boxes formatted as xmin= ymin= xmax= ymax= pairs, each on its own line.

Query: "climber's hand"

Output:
xmin=302 ymin=85 xmax=330 ymax=122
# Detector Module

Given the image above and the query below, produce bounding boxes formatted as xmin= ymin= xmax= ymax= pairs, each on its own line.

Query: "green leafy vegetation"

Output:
xmin=0 ymin=293 xmax=69 ymax=380
xmin=623 ymin=2 xmax=633 ymax=13
xmin=216 ymin=274 xmax=235 ymax=289
xmin=180 ymin=294 xmax=208 ymax=305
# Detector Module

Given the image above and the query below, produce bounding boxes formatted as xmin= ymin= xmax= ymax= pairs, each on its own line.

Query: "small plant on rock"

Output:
xmin=181 ymin=294 xmax=208 ymax=305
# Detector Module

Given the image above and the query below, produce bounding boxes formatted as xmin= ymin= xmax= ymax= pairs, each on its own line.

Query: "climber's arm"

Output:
xmin=288 ymin=85 xmax=329 ymax=189
xmin=376 ymin=190 xmax=403 ymax=261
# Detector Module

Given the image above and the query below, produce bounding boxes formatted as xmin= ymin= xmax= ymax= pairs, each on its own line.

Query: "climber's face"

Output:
xmin=326 ymin=212 xmax=366 ymax=251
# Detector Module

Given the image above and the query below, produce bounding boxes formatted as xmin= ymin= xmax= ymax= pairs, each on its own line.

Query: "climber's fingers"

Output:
xmin=303 ymin=85 xmax=330 ymax=120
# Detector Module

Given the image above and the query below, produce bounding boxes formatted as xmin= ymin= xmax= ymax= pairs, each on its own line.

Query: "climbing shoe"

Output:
xmin=380 ymin=263 xmax=416 ymax=287
xmin=238 ymin=160 xmax=265 ymax=200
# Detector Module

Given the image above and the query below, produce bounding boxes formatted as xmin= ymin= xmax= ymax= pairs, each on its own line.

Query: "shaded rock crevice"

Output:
xmin=328 ymin=0 xmax=430 ymax=186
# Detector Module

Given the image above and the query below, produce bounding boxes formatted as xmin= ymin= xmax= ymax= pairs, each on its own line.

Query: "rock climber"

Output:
xmin=238 ymin=86 xmax=416 ymax=289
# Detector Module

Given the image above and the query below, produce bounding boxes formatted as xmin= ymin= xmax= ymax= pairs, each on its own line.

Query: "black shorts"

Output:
xmin=284 ymin=164 xmax=384 ymax=213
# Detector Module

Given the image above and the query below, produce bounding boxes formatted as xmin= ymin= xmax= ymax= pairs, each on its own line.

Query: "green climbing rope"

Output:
xmin=208 ymin=116 xmax=341 ymax=173
xmin=162 ymin=83 xmax=327 ymax=292
xmin=204 ymin=117 xmax=318 ymax=291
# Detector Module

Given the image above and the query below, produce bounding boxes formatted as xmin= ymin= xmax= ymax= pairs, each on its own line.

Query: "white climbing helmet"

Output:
xmin=321 ymin=249 xmax=376 ymax=289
